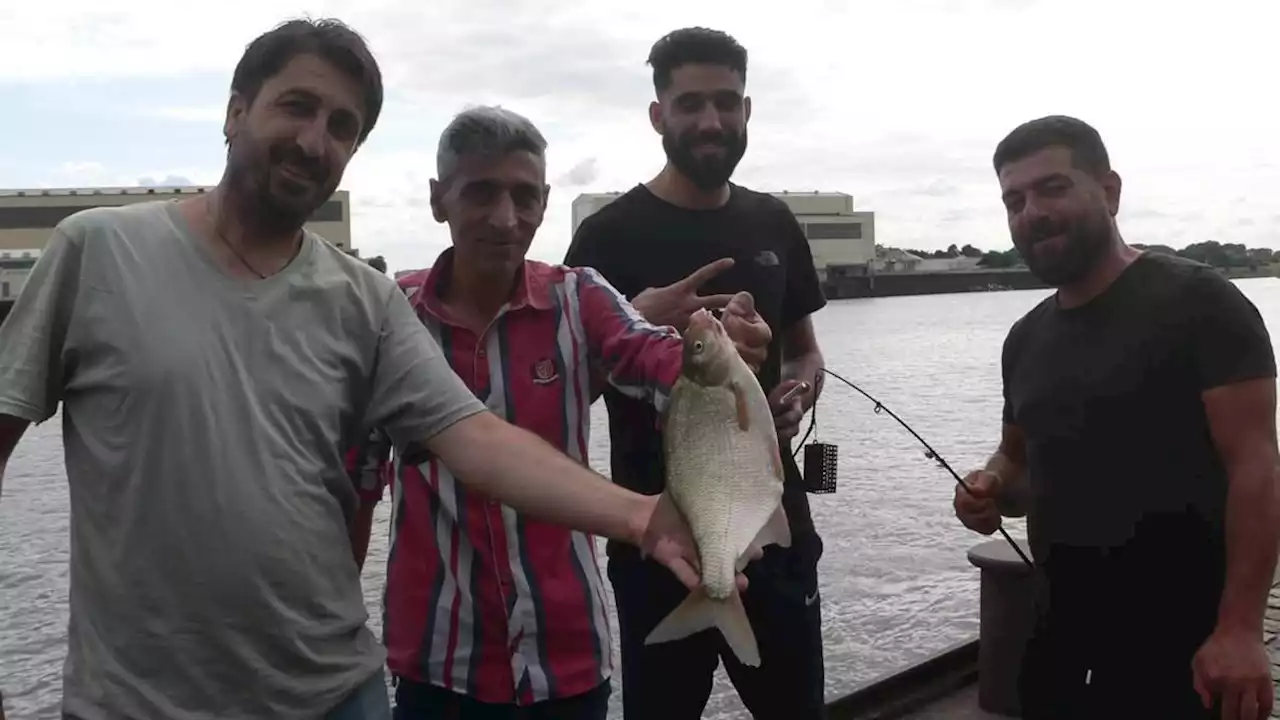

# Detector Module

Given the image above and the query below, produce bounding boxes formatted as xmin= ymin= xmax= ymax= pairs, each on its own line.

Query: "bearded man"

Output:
xmin=955 ymin=115 xmax=1278 ymax=720
xmin=564 ymin=26 xmax=829 ymax=720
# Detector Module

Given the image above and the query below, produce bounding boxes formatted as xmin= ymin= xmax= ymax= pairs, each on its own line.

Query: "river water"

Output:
xmin=3 ymin=279 xmax=1280 ymax=719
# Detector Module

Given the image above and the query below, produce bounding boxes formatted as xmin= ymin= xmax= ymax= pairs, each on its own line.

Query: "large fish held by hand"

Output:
xmin=646 ymin=306 xmax=792 ymax=668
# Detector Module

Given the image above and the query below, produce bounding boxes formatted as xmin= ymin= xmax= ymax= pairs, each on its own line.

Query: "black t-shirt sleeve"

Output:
xmin=1000 ymin=325 xmax=1019 ymax=425
xmin=780 ymin=209 xmax=827 ymax=330
xmin=565 ymin=215 xmax=632 ymax=298
xmin=564 ymin=219 xmax=600 ymax=270
xmin=1185 ymin=271 xmax=1276 ymax=391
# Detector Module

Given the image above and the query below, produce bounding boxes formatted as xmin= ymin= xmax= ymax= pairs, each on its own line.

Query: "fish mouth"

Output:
xmin=688 ymin=307 xmax=722 ymax=331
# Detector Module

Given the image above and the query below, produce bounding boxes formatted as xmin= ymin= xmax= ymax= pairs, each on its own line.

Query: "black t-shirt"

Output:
xmin=1003 ymin=251 xmax=1275 ymax=629
xmin=564 ymin=183 xmax=828 ymax=550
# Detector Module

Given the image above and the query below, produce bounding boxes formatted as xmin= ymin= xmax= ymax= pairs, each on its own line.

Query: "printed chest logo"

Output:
xmin=532 ymin=358 xmax=559 ymax=385
xmin=755 ymin=250 xmax=780 ymax=267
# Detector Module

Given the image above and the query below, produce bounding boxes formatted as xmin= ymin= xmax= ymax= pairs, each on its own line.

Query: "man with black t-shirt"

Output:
xmin=564 ymin=27 xmax=828 ymax=720
xmin=955 ymin=115 xmax=1278 ymax=720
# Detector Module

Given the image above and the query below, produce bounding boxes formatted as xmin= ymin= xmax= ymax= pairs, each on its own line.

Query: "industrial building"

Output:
xmin=0 ymin=185 xmax=354 ymax=254
xmin=0 ymin=185 xmax=356 ymax=325
xmin=0 ymin=249 xmax=38 ymax=302
xmin=570 ymin=190 xmax=876 ymax=280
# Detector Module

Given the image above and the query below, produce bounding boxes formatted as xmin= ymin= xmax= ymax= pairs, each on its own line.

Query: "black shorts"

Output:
xmin=607 ymin=532 xmax=826 ymax=720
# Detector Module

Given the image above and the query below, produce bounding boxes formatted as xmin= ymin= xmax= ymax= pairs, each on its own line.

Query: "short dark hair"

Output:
xmin=646 ymin=27 xmax=748 ymax=94
xmin=992 ymin=115 xmax=1111 ymax=178
xmin=231 ymin=17 xmax=384 ymax=146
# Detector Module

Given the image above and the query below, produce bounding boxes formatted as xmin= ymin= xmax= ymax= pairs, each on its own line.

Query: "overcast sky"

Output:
xmin=1 ymin=0 xmax=1276 ymax=272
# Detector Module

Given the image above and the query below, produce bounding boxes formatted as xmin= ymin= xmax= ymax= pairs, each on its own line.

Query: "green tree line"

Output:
xmin=899 ymin=241 xmax=1280 ymax=271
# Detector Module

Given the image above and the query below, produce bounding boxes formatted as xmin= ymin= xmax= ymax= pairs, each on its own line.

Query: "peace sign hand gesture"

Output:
xmin=631 ymin=258 xmax=737 ymax=332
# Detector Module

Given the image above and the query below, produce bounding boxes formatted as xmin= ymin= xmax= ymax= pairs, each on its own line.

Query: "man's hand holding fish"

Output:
xmin=634 ymin=491 xmax=759 ymax=593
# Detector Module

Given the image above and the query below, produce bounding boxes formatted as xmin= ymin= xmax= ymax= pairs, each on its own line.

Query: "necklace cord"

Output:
xmin=206 ymin=196 xmax=301 ymax=280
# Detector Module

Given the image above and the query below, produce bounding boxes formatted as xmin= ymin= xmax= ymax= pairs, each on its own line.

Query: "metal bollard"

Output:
xmin=966 ymin=537 xmax=1037 ymax=717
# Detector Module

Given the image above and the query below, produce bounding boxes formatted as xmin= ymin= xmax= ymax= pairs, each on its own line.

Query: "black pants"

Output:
xmin=1017 ymin=618 xmax=1218 ymax=720
xmin=607 ymin=534 xmax=826 ymax=720
xmin=1017 ymin=544 xmax=1222 ymax=720
xmin=391 ymin=678 xmax=610 ymax=720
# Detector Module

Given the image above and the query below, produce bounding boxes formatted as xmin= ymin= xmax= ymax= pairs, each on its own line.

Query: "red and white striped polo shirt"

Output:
xmin=359 ymin=248 xmax=683 ymax=705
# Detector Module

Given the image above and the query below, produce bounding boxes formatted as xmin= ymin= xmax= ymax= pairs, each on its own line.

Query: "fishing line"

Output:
xmin=794 ymin=367 xmax=1034 ymax=569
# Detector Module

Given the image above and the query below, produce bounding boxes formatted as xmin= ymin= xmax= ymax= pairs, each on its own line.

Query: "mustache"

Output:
xmin=269 ymin=144 xmax=327 ymax=182
xmin=1025 ymin=216 xmax=1070 ymax=243
xmin=684 ymin=130 xmax=736 ymax=146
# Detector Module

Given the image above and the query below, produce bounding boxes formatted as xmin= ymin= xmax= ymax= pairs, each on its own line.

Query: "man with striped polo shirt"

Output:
xmin=351 ymin=106 xmax=772 ymax=719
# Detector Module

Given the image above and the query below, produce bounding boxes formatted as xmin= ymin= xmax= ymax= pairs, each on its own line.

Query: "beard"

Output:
xmin=226 ymin=133 xmax=335 ymax=234
xmin=661 ymin=123 xmax=747 ymax=191
xmin=1013 ymin=209 xmax=1113 ymax=287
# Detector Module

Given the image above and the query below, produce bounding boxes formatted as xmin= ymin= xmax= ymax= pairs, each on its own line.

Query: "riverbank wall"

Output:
xmin=823 ymin=269 xmax=1049 ymax=300
xmin=823 ymin=266 xmax=1275 ymax=300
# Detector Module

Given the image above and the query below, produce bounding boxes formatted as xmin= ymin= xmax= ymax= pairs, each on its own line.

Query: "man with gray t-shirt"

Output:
xmin=0 ymin=18 xmax=728 ymax=720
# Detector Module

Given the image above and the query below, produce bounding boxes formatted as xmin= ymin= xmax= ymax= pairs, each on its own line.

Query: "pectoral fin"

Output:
xmin=736 ymin=505 xmax=794 ymax=571
xmin=759 ymin=505 xmax=792 ymax=549
xmin=731 ymin=380 xmax=750 ymax=432
xmin=768 ymin=442 xmax=784 ymax=482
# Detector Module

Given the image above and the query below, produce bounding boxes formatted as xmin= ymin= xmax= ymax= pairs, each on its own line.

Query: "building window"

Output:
xmin=0 ymin=199 xmax=345 ymax=230
xmin=804 ymin=221 xmax=863 ymax=240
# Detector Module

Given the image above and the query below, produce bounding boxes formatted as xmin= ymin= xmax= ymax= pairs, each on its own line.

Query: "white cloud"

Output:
xmin=138 ymin=174 xmax=196 ymax=187
xmin=5 ymin=0 xmax=1280 ymax=273
xmin=145 ymin=106 xmax=227 ymax=124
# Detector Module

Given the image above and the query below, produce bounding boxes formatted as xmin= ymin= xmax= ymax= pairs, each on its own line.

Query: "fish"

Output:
xmin=645 ymin=306 xmax=792 ymax=668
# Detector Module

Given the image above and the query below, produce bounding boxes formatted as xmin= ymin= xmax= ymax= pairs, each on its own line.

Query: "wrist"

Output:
xmin=1216 ymin=601 xmax=1265 ymax=636
xmin=623 ymin=493 xmax=657 ymax=547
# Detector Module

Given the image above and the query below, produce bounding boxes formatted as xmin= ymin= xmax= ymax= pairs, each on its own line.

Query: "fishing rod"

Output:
xmin=795 ymin=367 xmax=1034 ymax=569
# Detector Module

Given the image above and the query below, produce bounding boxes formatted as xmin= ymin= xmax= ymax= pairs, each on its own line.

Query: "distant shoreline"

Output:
xmin=822 ymin=266 xmax=1275 ymax=301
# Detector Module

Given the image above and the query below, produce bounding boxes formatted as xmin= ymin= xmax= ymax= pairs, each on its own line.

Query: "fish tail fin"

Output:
xmin=644 ymin=589 xmax=762 ymax=667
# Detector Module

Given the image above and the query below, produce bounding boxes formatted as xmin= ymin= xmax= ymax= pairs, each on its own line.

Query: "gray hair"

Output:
xmin=436 ymin=105 xmax=548 ymax=180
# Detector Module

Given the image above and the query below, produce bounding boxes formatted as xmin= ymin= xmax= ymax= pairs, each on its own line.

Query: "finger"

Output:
xmin=725 ymin=290 xmax=756 ymax=316
xmin=665 ymin=557 xmax=703 ymax=591
xmin=723 ymin=316 xmax=772 ymax=348
xmin=696 ymin=294 xmax=736 ymax=310
xmin=1222 ymin=685 xmax=1240 ymax=720
xmin=735 ymin=573 xmax=750 ymax=592
xmin=730 ymin=320 xmax=772 ymax=346
xmin=1259 ymin=679 xmax=1275 ymax=718
xmin=1240 ymin=686 xmax=1260 ymax=720
xmin=964 ymin=473 xmax=999 ymax=498
xmin=677 ymin=258 xmax=735 ymax=291
xmin=963 ymin=504 xmax=1001 ymax=528
xmin=769 ymin=379 xmax=805 ymax=405
xmin=972 ymin=508 xmax=1002 ymax=532
xmin=775 ymin=406 xmax=804 ymax=428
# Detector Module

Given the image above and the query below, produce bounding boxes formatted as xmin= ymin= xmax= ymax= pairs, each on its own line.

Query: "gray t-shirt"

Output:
xmin=0 ymin=200 xmax=487 ymax=720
